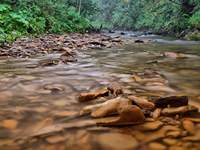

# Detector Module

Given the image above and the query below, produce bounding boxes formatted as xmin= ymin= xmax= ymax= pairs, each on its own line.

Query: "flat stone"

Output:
xmin=154 ymin=96 xmax=188 ymax=108
xmin=139 ymin=121 xmax=164 ymax=131
xmin=97 ymin=133 xmax=138 ymax=150
xmin=1 ymin=119 xmax=18 ymax=130
xmin=91 ymin=97 xmax=131 ymax=118
xmin=46 ymin=135 xmax=68 ymax=144
xmin=166 ymin=131 xmax=182 ymax=138
xmin=128 ymin=95 xmax=155 ymax=110
xmin=169 ymin=146 xmax=187 ymax=150
xmin=148 ymin=142 xmax=167 ymax=150
xmin=182 ymin=119 xmax=195 ymax=135
xmin=163 ymin=138 xmax=178 ymax=146
xmin=161 ymin=105 xmax=198 ymax=116
xmin=96 ymin=105 xmax=145 ymax=126
xmin=78 ymin=87 xmax=109 ymax=102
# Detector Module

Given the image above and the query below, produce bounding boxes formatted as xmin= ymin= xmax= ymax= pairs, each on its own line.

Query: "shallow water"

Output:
xmin=0 ymin=35 xmax=200 ymax=150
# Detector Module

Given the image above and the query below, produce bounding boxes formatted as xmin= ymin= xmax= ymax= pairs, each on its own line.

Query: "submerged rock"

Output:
xmin=96 ymin=105 xmax=145 ymax=126
xmin=161 ymin=105 xmax=198 ymax=116
xmin=154 ymin=96 xmax=188 ymax=108
xmin=107 ymin=82 xmax=123 ymax=96
xmin=78 ymin=87 xmax=109 ymax=102
xmin=91 ymin=97 xmax=131 ymax=118
xmin=139 ymin=121 xmax=164 ymax=131
xmin=151 ymin=108 xmax=162 ymax=119
xmin=182 ymin=119 xmax=195 ymax=135
xmin=128 ymin=95 xmax=155 ymax=110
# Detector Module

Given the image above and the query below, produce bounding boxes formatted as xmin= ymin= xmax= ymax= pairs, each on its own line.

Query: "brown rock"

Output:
xmin=152 ymin=108 xmax=162 ymax=119
xmin=183 ymin=118 xmax=200 ymax=123
xmin=78 ymin=87 xmax=109 ymax=102
xmin=182 ymin=119 xmax=195 ymax=135
xmin=169 ymin=146 xmax=187 ymax=150
xmin=128 ymin=95 xmax=155 ymax=110
xmin=148 ymin=142 xmax=167 ymax=150
xmin=107 ymin=82 xmax=123 ymax=96
xmin=139 ymin=121 xmax=164 ymax=131
xmin=163 ymin=138 xmax=178 ymax=146
xmin=1 ymin=119 xmax=18 ymax=130
xmin=154 ymin=96 xmax=188 ymax=108
xmin=161 ymin=105 xmax=198 ymax=116
xmin=91 ymin=97 xmax=131 ymax=118
xmin=96 ymin=105 xmax=145 ymax=126
xmin=96 ymin=133 xmax=138 ymax=150
xmin=46 ymin=135 xmax=68 ymax=144
xmin=166 ymin=131 xmax=182 ymax=138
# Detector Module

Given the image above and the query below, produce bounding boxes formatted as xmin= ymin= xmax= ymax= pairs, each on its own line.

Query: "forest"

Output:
xmin=0 ymin=0 xmax=200 ymax=44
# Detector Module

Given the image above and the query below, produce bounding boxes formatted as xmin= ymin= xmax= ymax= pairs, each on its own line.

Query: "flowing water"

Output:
xmin=0 ymin=33 xmax=200 ymax=150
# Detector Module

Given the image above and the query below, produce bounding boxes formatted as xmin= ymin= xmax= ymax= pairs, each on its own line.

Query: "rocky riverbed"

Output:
xmin=0 ymin=32 xmax=200 ymax=150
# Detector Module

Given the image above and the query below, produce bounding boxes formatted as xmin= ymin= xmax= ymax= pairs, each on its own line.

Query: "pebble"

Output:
xmin=148 ymin=142 xmax=167 ymax=150
xmin=139 ymin=121 xmax=164 ymax=131
xmin=163 ymin=138 xmax=178 ymax=146
xmin=182 ymin=119 xmax=195 ymax=134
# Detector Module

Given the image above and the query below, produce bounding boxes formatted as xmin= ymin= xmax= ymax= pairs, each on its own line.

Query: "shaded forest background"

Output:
xmin=0 ymin=0 xmax=200 ymax=44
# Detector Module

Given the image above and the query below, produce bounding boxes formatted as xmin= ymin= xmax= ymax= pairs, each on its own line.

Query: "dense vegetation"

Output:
xmin=0 ymin=0 xmax=97 ymax=44
xmin=95 ymin=0 xmax=200 ymax=34
xmin=0 ymin=0 xmax=200 ymax=44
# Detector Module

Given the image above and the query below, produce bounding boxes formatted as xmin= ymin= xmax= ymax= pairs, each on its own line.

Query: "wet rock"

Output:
xmin=183 ymin=118 xmax=200 ymax=123
xmin=78 ymin=87 xmax=109 ymax=102
xmin=91 ymin=97 xmax=131 ymax=118
xmin=134 ymin=39 xmax=144 ymax=43
xmin=163 ymin=138 xmax=178 ymax=146
xmin=43 ymin=84 xmax=65 ymax=93
xmin=160 ymin=117 xmax=181 ymax=126
xmin=154 ymin=96 xmax=188 ymax=108
xmin=151 ymin=108 xmax=162 ymax=119
xmin=128 ymin=95 xmax=155 ymax=110
xmin=166 ymin=130 xmax=182 ymax=138
xmin=46 ymin=135 xmax=68 ymax=144
xmin=148 ymin=142 xmax=167 ymax=150
xmin=96 ymin=105 xmax=145 ymax=126
xmin=1 ymin=119 xmax=18 ymax=130
xmin=161 ymin=105 xmax=198 ymax=116
xmin=139 ymin=121 xmax=164 ymax=131
xmin=107 ymin=82 xmax=123 ymax=96
xmin=54 ymin=111 xmax=78 ymax=117
xmin=182 ymin=135 xmax=200 ymax=142
xmin=182 ymin=119 xmax=195 ymax=135
xmin=164 ymin=52 xmax=187 ymax=59
xmin=169 ymin=146 xmax=187 ymax=150
xmin=142 ymin=85 xmax=176 ymax=93
xmin=96 ymin=133 xmax=138 ymax=150
xmin=40 ymin=59 xmax=60 ymax=66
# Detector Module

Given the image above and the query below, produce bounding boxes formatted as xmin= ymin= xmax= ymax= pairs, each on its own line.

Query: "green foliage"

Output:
xmin=189 ymin=10 xmax=200 ymax=28
xmin=93 ymin=0 xmax=200 ymax=36
xmin=0 ymin=0 xmax=94 ymax=45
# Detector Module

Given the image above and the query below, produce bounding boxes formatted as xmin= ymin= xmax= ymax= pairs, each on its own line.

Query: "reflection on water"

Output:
xmin=0 ymin=36 xmax=200 ymax=150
